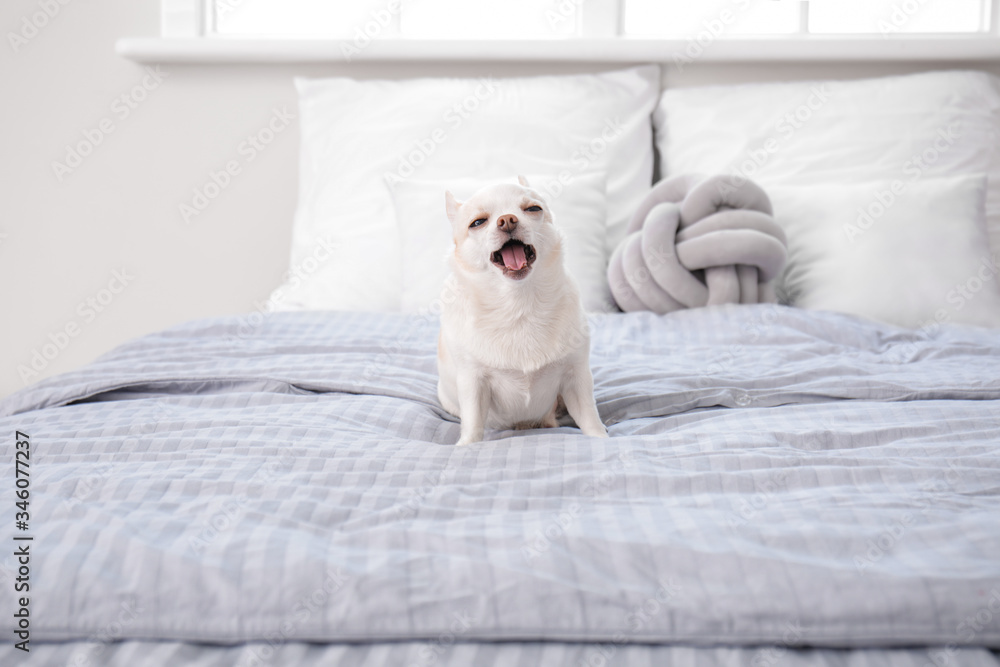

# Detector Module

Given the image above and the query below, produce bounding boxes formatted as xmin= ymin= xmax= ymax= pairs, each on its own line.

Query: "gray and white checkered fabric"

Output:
xmin=1 ymin=305 xmax=998 ymax=656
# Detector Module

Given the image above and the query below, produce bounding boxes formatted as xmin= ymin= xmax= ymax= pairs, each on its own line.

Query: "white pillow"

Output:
xmin=654 ymin=70 xmax=1000 ymax=260
xmin=273 ymin=66 xmax=659 ymax=312
xmin=768 ymin=174 xmax=1000 ymax=329
xmin=390 ymin=173 xmax=614 ymax=314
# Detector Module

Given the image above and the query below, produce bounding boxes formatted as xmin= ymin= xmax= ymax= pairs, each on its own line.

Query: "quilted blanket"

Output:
xmin=1 ymin=305 xmax=998 ymax=657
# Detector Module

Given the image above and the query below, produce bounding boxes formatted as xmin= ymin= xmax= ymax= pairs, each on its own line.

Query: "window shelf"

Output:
xmin=116 ymin=35 xmax=1000 ymax=64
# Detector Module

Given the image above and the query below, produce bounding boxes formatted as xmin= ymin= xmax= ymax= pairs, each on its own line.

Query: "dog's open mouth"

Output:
xmin=491 ymin=239 xmax=537 ymax=278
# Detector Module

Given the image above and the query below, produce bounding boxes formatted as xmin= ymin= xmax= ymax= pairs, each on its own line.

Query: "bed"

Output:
xmin=2 ymin=304 xmax=999 ymax=665
xmin=7 ymin=61 xmax=1000 ymax=666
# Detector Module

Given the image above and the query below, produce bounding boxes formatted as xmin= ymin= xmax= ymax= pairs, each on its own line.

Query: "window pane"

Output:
xmin=214 ymin=0 xmax=393 ymax=37
xmin=808 ymin=0 xmax=989 ymax=34
xmin=624 ymin=0 xmax=802 ymax=37
xmin=400 ymin=0 xmax=578 ymax=38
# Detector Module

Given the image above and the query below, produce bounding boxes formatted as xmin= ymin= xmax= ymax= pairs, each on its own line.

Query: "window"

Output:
xmin=209 ymin=0 xmax=581 ymax=39
xmin=807 ymin=0 xmax=989 ymax=35
xmin=204 ymin=0 xmax=995 ymax=39
xmin=127 ymin=0 xmax=1000 ymax=63
xmin=624 ymin=1 xmax=802 ymax=37
xmin=625 ymin=0 xmax=992 ymax=37
xmin=212 ymin=0 xmax=392 ymax=38
xmin=399 ymin=0 xmax=579 ymax=39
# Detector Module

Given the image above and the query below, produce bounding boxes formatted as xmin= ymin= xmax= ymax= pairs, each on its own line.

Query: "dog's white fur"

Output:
xmin=437 ymin=176 xmax=608 ymax=446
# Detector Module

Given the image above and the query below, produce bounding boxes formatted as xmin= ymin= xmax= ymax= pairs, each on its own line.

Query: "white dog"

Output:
xmin=437 ymin=176 xmax=608 ymax=446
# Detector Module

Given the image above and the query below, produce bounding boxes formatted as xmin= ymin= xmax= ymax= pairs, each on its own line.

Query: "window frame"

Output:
xmin=119 ymin=0 xmax=1000 ymax=63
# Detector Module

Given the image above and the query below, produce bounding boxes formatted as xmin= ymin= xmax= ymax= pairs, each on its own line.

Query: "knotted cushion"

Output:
xmin=607 ymin=174 xmax=788 ymax=313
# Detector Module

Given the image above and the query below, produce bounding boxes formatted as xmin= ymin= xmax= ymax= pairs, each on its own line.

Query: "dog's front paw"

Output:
xmin=583 ymin=424 xmax=609 ymax=439
xmin=455 ymin=430 xmax=484 ymax=446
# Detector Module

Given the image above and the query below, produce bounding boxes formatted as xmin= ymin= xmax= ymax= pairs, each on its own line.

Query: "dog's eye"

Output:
xmin=525 ymin=206 xmax=542 ymax=212
xmin=469 ymin=218 xmax=487 ymax=228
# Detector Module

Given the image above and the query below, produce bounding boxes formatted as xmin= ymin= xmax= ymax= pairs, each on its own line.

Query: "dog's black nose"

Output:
xmin=497 ymin=214 xmax=518 ymax=231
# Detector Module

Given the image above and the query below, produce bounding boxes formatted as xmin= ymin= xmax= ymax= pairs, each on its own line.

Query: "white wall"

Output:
xmin=2 ymin=0 xmax=997 ymax=400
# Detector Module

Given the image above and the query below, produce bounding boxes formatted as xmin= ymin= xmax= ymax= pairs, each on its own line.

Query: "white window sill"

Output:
xmin=115 ymin=36 xmax=1000 ymax=64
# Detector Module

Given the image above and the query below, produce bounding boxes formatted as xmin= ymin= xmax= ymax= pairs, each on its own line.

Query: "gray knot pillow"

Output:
xmin=608 ymin=174 xmax=788 ymax=313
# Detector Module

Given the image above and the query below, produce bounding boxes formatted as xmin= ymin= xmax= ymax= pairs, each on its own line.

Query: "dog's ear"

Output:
xmin=517 ymin=175 xmax=531 ymax=188
xmin=445 ymin=191 xmax=462 ymax=223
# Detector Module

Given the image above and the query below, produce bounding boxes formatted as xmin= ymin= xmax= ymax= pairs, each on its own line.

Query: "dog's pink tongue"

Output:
xmin=501 ymin=244 xmax=527 ymax=271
